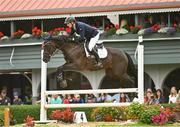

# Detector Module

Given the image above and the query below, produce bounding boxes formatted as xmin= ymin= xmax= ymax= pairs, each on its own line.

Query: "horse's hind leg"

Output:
xmin=120 ymin=73 xmax=135 ymax=88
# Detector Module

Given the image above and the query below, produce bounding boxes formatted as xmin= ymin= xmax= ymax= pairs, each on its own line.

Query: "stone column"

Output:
xmin=32 ymin=69 xmax=41 ymax=104
xmin=80 ymin=69 xmax=105 ymax=90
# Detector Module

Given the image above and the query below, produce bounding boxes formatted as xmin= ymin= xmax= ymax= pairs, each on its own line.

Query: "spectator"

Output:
xmin=50 ymin=94 xmax=62 ymax=104
xmin=73 ymin=94 xmax=84 ymax=103
xmin=63 ymin=94 xmax=70 ymax=104
xmin=85 ymin=94 xmax=96 ymax=103
xmin=104 ymin=93 xmax=112 ymax=102
xmin=119 ymin=93 xmax=130 ymax=102
xmin=156 ymin=89 xmax=165 ymax=104
xmin=97 ymin=93 xmax=105 ymax=103
xmin=169 ymin=86 xmax=178 ymax=104
xmin=112 ymin=93 xmax=120 ymax=103
xmin=144 ymin=90 xmax=156 ymax=105
xmin=176 ymin=90 xmax=180 ymax=104
xmin=13 ymin=94 xmax=22 ymax=105
xmin=67 ymin=94 xmax=73 ymax=103
xmin=24 ymin=94 xmax=32 ymax=105
xmin=0 ymin=90 xmax=11 ymax=105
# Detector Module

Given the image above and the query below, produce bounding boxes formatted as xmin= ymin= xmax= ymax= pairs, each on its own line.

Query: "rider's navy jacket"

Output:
xmin=72 ymin=21 xmax=99 ymax=41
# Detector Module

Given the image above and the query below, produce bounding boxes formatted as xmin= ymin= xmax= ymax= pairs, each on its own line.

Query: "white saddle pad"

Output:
xmin=97 ymin=46 xmax=108 ymax=59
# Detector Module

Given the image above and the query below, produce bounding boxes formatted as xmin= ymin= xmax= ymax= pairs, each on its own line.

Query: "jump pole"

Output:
xmin=40 ymin=48 xmax=47 ymax=121
xmin=137 ymin=36 xmax=144 ymax=103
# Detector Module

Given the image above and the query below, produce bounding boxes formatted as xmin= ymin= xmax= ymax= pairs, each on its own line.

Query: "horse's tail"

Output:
xmin=125 ymin=52 xmax=137 ymax=78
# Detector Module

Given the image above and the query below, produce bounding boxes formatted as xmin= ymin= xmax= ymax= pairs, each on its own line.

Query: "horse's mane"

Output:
xmin=54 ymin=35 xmax=84 ymax=48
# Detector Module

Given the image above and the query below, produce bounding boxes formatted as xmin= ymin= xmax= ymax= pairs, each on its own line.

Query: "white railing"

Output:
xmin=45 ymin=103 xmax=132 ymax=108
xmin=44 ymin=88 xmax=138 ymax=108
xmin=45 ymin=88 xmax=138 ymax=95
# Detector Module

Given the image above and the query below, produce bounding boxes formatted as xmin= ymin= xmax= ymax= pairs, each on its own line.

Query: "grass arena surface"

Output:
xmin=12 ymin=122 xmax=180 ymax=127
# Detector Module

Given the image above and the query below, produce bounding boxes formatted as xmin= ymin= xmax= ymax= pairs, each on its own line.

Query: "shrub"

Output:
xmin=91 ymin=107 xmax=127 ymax=122
xmin=151 ymin=112 xmax=168 ymax=125
xmin=0 ymin=111 xmax=4 ymax=126
xmin=127 ymin=102 xmax=145 ymax=120
xmin=140 ymin=105 xmax=160 ymax=124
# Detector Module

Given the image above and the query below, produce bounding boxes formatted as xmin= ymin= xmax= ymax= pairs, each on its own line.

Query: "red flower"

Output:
xmin=105 ymin=26 xmax=110 ymax=31
xmin=151 ymin=24 xmax=160 ymax=31
xmin=115 ymin=24 xmax=120 ymax=29
xmin=173 ymin=23 xmax=177 ymax=28
xmin=32 ymin=27 xmax=42 ymax=38
xmin=130 ymin=25 xmax=135 ymax=29
xmin=66 ymin=27 xmax=71 ymax=33
xmin=12 ymin=29 xmax=24 ymax=39
xmin=138 ymin=25 xmax=142 ymax=29
xmin=0 ymin=32 xmax=4 ymax=38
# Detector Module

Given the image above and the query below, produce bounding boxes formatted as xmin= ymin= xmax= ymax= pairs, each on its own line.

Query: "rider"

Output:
xmin=64 ymin=16 xmax=103 ymax=67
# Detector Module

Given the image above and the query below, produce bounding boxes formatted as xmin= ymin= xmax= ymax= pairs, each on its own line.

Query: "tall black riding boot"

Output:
xmin=92 ymin=47 xmax=103 ymax=68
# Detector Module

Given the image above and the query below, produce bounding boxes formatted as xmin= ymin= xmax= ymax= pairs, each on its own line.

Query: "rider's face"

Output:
xmin=67 ymin=22 xmax=73 ymax=28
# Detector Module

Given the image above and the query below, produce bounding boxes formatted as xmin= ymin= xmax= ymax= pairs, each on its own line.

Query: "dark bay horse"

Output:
xmin=43 ymin=35 xmax=136 ymax=88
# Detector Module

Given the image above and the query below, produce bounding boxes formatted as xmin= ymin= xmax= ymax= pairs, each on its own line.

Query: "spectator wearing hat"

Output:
xmin=13 ymin=92 xmax=22 ymax=105
xmin=144 ymin=88 xmax=156 ymax=105
xmin=73 ymin=94 xmax=84 ymax=103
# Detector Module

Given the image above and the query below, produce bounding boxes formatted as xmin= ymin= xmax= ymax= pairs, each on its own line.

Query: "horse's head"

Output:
xmin=42 ymin=35 xmax=71 ymax=63
xmin=42 ymin=40 xmax=57 ymax=63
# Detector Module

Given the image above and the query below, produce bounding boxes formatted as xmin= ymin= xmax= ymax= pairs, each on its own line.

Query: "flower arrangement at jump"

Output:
xmin=50 ymin=108 xmax=74 ymax=123
xmin=23 ymin=115 xmax=35 ymax=127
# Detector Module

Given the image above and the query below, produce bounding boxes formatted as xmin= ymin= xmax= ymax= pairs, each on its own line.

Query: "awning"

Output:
xmin=0 ymin=0 xmax=180 ymax=21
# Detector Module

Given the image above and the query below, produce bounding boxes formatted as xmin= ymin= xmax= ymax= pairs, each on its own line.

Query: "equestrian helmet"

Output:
xmin=64 ymin=17 xmax=76 ymax=24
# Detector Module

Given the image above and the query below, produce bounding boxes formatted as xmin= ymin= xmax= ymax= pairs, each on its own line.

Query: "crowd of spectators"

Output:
xmin=0 ymin=88 xmax=32 ymax=105
xmin=144 ymin=86 xmax=180 ymax=105
xmin=47 ymin=92 xmax=131 ymax=104
xmin=1 ymin=86 xmax=180 ymax=105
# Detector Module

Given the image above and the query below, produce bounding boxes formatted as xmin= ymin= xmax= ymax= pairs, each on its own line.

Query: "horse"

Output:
xmin=43 ymin=35 xmax=137 ymax=88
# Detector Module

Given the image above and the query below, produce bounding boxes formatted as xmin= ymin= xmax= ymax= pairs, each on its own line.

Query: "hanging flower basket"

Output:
xmin=32 ymin=27 xmax=42 ymax=38
xmin=12 ymin=29 xmax=25 ymax=39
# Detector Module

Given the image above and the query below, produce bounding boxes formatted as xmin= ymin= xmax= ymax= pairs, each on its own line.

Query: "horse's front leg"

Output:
xmin=57 ymin=63 xmax=77 ymax=88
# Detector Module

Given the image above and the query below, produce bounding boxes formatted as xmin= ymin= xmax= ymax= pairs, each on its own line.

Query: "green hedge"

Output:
xmin=0 ymin=105 xmax=40 ymax=124
xmin=0 ymin=110 xmax=3 ymax=126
